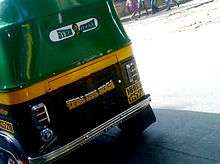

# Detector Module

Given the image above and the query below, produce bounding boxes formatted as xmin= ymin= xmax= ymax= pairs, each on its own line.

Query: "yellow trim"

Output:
xmin=0 ymin=45 xmax=133 ymax=105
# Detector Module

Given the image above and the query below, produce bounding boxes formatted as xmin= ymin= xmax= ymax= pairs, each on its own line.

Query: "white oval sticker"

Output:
xmin=49 ymin=18 xmax=98 ymax=42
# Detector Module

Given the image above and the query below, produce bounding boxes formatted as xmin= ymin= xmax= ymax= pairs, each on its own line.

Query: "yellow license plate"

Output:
xmin=126 ymin=81 xmax=144 ymax=104
xmin=0 ymin=119 xmax=14 ymax=134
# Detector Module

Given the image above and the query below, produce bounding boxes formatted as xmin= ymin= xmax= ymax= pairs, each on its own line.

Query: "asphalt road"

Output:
xmin=56 ymin=108 xmax=220 ymax=164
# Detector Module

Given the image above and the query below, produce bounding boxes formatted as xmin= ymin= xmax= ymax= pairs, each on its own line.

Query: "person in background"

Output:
xmin=150 ymin=0 xmax=159 ymax=14
xmin=138 ymin=0 xmax=149 ymax=15
xmin=165 ymin=0 xmax=180 ymax=10
xmin=126 ymin=0 xmax=140 ymax=19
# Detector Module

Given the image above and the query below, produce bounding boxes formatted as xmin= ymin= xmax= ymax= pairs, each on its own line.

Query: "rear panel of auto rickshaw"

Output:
xmin=0 ymin=0 xmax=156 ymax=163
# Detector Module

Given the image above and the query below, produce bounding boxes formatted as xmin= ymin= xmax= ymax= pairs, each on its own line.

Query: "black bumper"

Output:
xmin=28 ymin=96 xmax=152 ymax=164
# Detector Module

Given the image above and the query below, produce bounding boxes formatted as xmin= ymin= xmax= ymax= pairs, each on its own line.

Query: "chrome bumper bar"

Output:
xmin=28 ymin=96 xmax=151 ymax=164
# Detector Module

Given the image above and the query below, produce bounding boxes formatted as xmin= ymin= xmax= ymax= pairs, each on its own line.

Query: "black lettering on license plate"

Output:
xmin=126 ymin=81 xmax=144 ymax=104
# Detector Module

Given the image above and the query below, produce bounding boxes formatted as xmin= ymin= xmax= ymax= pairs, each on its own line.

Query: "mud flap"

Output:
xmin=119 ymin=105 xmax=156 ymax=134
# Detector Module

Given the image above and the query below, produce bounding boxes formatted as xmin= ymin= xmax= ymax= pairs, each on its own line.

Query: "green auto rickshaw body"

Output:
xmin=0 ymin=0 xmax=155 ymax=163
xmin=0 ymin=0 xmax=130 ymax=91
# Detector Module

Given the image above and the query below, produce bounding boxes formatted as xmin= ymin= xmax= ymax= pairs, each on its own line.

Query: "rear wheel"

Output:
xmin=118 ymin=105 xmax=156 ymax=135
xmin=0 ymin=132 xmax=28 ymax=164
xmin=0 ymin=151 xmax=18 ymax=164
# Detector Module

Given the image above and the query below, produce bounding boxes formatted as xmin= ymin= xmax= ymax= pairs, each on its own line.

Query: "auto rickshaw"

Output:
xmin=0 ymin=0 xmax=156 ymax=163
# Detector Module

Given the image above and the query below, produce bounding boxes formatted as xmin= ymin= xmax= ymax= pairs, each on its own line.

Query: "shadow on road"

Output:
xmin=56 ymin=109 xmax=220 ymax=164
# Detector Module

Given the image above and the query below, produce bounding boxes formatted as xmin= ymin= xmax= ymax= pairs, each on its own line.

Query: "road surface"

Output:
xmin=57 ymin=109 xmax=220 ymax=164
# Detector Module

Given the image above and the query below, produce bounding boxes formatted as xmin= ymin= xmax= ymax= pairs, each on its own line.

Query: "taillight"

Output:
xmin=31 ymin=103 xmax=53 ymax=142
xmin=19 ymin=160 xmax=29 ymax=164
xmin=31 ymin=103 xmax=50 ymax=130
xmin=125 ymin=59 xmax=140 ymax=84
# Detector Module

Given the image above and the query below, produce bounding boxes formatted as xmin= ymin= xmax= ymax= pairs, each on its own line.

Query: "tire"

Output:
xmin=0 ymin=151 xmax=18 ymax=164
xmin=0 ymin=132 xmax=27 ymax=164
xmin=118 ymin=105 xmax=156 ymax=135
